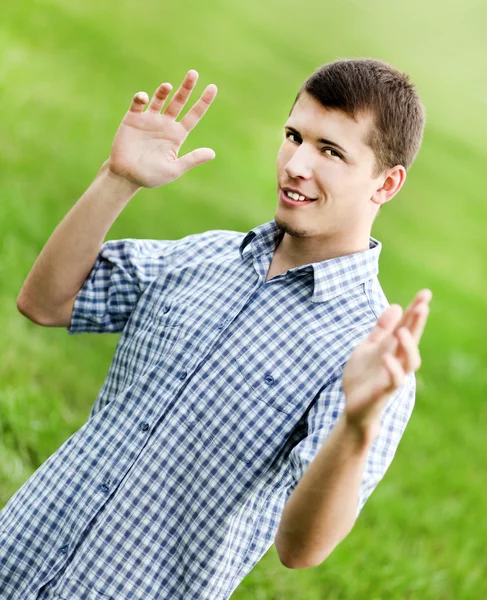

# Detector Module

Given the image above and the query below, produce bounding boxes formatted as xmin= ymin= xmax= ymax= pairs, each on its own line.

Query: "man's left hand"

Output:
xmin=342 ymin=289 xmax=432 ymax=439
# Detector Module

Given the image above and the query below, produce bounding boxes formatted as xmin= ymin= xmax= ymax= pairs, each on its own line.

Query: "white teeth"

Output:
xmin=285 ymin=190 xmax=307 ymax=202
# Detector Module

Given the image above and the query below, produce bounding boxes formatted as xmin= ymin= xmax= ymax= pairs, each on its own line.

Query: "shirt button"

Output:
xmin=217 ymin=320 xmax=226 ymax=330
xmin=179 ymin=370 xmax=187 ymax=381
xmin=99 ymin=483 xmax=110 ymax=493
xmin=59 ymin=545 xmax=69 ymax=554
xmin=163 ymin=304 xmax=171 ymax=314
xmin=139 ymin=422 xmax=150 ymax=432
xmin=264 ymin=374 xmax=275 ymax=385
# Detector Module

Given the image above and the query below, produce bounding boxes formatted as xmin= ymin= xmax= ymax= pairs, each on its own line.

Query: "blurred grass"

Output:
xmin=0 ymin=0 xmax=486 ymax=598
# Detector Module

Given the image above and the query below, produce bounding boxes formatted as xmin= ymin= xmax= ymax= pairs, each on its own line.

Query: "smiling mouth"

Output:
xmin=280 ymin=188 xmax=317 ymax=206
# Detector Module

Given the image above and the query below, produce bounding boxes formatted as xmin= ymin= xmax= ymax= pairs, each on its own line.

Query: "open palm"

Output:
xmin=108 ymin=70 xmax=217 ymax=188
xmin=343 ymin=289 xmax=431 ymax=432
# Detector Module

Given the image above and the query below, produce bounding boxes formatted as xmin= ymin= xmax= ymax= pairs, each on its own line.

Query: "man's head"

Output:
xmin=297 ymin=58 xmax=426 ymax=177
xmin=275 ymin=58 xmax=426 ymax=252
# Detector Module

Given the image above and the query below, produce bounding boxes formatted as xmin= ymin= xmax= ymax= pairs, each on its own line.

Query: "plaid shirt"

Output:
xmin=0 ymin=220 xmax=415 ymax=600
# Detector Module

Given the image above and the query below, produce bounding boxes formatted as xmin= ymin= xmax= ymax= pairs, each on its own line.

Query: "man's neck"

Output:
xmin=274 ymin=232 xmax=371 ymax=269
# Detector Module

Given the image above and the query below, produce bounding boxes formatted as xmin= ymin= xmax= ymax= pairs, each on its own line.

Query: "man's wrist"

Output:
xmin=341 ymin=413 xmax=381 ymax=449
xmin=98 ymin=161 xmax=142 ymax=200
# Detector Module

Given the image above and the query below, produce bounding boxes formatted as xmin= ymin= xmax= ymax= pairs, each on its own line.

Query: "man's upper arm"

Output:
xmin=287 ymin=370 xmax=416 ymax=520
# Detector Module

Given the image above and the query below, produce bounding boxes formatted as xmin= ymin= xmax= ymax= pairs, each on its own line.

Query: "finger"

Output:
xmin=396 ymin=302 xmax=430 ymax=369
xmin=409 ymin=304 xmax=430 ymax=345
xmin=392 ymin=289 xmax=432 ymax=365
xmin=383 ymin=353 xmax=406 ymax=391
xmin=177 ymin=147 xmax=216 ymax=173
xmin=128 ymin=91 xmax=149 ymax=113
xmin=147 ymin=83 xmax=173 ymax=113
xmin=367 ymin=304 xmax=403 ymax=344
xmin=180 ymin=84 xmax=218 ymax=133
xmin=398 ymin=289 xmax=433 ymax=331
xmin=164 ymin=70 xmax=199 ymax=119
xmin=395 ymin=328 xmax=422 ymax=372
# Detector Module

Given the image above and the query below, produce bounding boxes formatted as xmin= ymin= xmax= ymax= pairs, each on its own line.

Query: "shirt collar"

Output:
xmin=239 ymin=220 xmax=381 ymax=303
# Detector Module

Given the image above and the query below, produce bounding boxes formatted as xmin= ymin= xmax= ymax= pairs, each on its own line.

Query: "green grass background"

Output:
xmin=1 ymin=0 xmax=486 ymax=598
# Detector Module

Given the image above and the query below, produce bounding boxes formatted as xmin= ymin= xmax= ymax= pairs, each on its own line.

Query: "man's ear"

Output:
xmin=371 ymin=165 xmax=406 ymax=207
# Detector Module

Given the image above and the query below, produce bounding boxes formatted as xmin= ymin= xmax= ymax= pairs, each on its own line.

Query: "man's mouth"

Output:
xmin=280 ymin=187 xmax=317 ymax=206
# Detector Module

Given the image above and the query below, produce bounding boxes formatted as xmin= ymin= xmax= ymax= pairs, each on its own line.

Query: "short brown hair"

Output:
xmin=294 ymin=58 xmax=426 ymax=176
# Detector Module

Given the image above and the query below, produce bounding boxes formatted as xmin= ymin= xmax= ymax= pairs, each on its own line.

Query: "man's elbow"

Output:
xmin=275 ymin=523 xmax=356 ymax=569
xmin=277 ymin=548 xmax=333 ymax=570
xmin=275 ymin=539 xmax=336 ymax=570
xmin=16 ymin=292 xmax=73 ymax=327
xmin=17 ymin=293 xmax=39 ymax=322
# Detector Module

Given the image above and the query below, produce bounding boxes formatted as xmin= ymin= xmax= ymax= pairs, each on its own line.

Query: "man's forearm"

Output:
xmin=275 ymin=414 xmax=377 ymax=569
xmin=17 ymin=163 xmax=140 ymax=325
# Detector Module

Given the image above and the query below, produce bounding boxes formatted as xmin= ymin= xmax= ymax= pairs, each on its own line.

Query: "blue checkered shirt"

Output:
xmin=0 ymin=220 xmax=415 ymax=599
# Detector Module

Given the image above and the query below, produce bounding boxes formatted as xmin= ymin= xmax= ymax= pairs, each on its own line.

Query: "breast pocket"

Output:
xmin=234 ymin=344 xmax=324 ymax=416
xmin=112 ymin=297 xmax=186 ymax=383
xmin=188 ymin=348 xmax=322 ymax=473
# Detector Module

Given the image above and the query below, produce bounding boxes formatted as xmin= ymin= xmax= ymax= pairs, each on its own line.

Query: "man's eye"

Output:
xmin=323 ymin=148 xmax=342 ymax=158
xmin=286 ymin=132 xmax=300 ymax=143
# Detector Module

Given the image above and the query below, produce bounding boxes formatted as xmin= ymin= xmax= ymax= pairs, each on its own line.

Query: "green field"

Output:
xmin=1 ymin=0 xmax=486 ymax=598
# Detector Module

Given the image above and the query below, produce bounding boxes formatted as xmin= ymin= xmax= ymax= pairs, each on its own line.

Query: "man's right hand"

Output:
xmin=108 ymin=70 xmax=218 ymax=188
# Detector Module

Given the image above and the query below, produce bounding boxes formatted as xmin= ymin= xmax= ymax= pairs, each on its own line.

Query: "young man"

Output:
xmin=2 ymin=59 xmax=431 ymax=599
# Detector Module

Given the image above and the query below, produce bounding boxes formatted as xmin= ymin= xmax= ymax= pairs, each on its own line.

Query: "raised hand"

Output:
xmin=108 ymin=70 xmax=217 ymax=188
xmin=342 ymin=289 xmax=432 ymax=437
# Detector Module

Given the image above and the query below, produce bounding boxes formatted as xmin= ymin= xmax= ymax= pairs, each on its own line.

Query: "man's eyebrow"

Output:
xmin=285 ymin=126 xmax=350 ymax=157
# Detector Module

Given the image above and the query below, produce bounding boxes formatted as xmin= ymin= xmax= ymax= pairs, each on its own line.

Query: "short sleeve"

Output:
xmin=67 ymin=238 xmax=178 ymax=334
xmin=287 ymin=370 xmax=416 ymax=520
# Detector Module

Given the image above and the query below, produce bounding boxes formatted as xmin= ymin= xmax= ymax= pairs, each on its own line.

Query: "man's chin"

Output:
xmin=274 ymin=214 xmax=311 ymax=238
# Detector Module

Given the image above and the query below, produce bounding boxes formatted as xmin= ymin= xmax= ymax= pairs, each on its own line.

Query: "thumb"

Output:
xmin=177 ymin=148 xmax=216 ymax=173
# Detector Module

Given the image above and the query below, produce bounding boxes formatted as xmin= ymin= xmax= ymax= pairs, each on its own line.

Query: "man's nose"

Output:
xmin=284 ymin=145 xmax=313 ymax=180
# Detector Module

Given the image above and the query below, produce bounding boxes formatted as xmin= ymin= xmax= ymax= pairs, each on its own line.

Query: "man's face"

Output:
xmin=275 ymin=92 xmax=384 ymax=244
